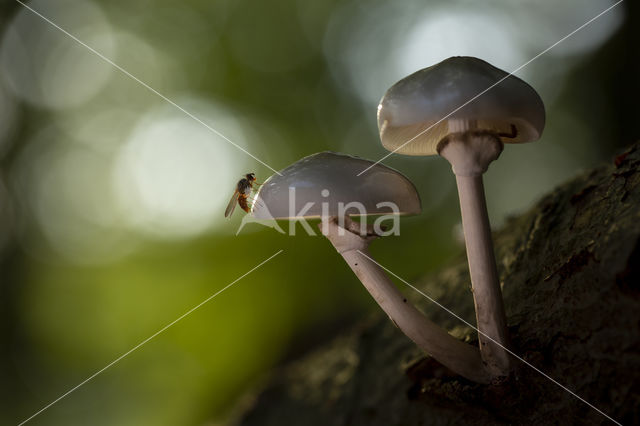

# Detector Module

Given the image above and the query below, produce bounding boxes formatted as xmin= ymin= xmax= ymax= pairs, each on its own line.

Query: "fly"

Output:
xmin=225 ymin=173 xmax=260 ymax=218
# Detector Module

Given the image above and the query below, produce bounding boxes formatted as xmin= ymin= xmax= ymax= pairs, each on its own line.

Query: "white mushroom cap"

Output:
xmin=378 ymin=56 xmax=546 ymax=156
xmin=252 ymin=151 xmax=421 ymax=219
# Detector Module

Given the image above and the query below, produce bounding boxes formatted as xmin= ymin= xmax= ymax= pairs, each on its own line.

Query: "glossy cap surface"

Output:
xmin=378 ymin=56 xmax=546 ymax=156
xmin=252 ymin=152 xmax=421 ymax=219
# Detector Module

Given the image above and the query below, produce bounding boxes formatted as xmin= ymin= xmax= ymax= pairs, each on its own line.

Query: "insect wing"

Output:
xmin=224 ymin=190 xmax=240 ymax=218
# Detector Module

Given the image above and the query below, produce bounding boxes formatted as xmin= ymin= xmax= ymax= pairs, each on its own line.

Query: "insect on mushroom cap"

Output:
xmin=251 ymin=151 xmax=421 ymax=220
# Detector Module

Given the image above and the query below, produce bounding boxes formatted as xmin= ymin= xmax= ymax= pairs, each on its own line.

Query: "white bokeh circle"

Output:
xmin=112 ymin=98 xmax=251 ymax=239
xmin=0 ymin=0 xmax=115 ymax=109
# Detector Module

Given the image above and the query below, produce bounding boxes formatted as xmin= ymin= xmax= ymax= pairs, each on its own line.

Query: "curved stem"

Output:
xmin=321 ymin=217 xmax=491 ymax=384
xmin=439 ymin=132 xmax=512 ymax=377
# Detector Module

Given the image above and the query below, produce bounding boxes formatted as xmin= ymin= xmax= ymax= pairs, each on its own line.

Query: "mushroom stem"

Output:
xmin=321 ymin=216 xmax=491 ymax=384
xmin=438 ymin=131 xmax=512 ymax=378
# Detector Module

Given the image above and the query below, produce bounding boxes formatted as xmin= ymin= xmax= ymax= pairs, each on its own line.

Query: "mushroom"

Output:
xmin=377 ymin=56 xmax=545 ymax=378
xmin=253 ymin=151 xmax=492 ymax=383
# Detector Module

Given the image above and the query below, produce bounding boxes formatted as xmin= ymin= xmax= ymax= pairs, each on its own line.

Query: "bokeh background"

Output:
xmin=0 ymin=0 xmax=637 ymax=424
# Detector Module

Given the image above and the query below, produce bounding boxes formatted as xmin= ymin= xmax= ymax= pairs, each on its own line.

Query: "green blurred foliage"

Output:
xmin=0 ymin=0 xmax=637 ymax=425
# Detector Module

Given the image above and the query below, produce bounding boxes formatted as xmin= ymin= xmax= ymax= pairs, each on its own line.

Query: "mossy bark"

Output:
xmin=235 ymin=143 xmax=640 ymax=426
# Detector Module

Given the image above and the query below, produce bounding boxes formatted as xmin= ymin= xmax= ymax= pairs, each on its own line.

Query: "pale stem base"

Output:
xmin=321 ymin=217 xmax=491 ymax=384
xmin=439 ymin=132 xmax=513 ymax=377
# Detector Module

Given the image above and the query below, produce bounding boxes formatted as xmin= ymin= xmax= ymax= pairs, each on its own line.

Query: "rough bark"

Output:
xmin=234 ymin=143 xmax=640 ymax=426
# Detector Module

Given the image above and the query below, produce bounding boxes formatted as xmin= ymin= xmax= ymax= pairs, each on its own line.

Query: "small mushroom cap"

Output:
xmin=252 ymin=151 xmax=421 ymax=219
xmin=378 ymin=56 xmax=546 ymax=156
